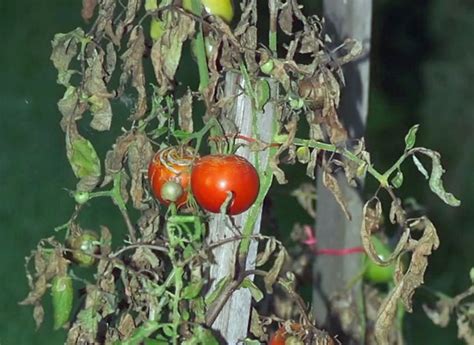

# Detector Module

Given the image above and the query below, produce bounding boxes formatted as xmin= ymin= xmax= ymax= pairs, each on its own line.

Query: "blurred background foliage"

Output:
xmin=0 ymin=0 xmax=472 ymax=344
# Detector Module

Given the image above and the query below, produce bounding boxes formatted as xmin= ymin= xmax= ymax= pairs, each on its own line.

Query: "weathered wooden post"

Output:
xmin=313 ymin=0 xmax=372 ymax=342
xmin=206 ymin=72 xmax=275 ymax=343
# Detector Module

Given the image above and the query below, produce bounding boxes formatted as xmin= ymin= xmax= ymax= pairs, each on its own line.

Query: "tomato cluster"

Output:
xmin=148 ymin=147 xmax=259 ymax=215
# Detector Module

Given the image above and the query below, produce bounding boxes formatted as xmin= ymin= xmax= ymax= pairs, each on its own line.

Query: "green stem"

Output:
xmin=273 ymin=134 xmax=388 ymax=186
xmin=190 ymin=0 xmax=209 ymax=91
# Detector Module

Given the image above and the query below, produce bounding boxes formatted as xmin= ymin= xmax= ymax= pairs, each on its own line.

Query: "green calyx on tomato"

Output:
xmin=363 ymin=236 xmax=395 ymax=284
xmin=67 ymin=231 xmax=100 ymax=267
xmin=148 ymin=146 xmax=196 ymax=208
xmin=190 ymin=154 xmax=259 ymax=215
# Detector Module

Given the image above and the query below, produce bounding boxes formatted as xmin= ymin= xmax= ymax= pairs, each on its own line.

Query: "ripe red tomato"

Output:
xmin=190 ymin=154 xmax=259 ymax=215
xmin=269 ymin=324 xmax=304 ymax=345
xmin=148 ymin=146 xmax=196 ymax=207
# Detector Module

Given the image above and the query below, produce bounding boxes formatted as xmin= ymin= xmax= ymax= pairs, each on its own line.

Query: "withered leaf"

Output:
xmin=256 ymin=237 xmax=277 ymax=267
xmin=278 ymin=2 xmax=294 ymax=36
xmin=151 ymin=11 xmax=195 ymax=94
xmin=374 ymin=217 xmax=440 ymax=344
xmin=263 ymin=248 xmax=287 ymax=294
xmin=33 ymin=303 xmax=45 ymax=330
xmin=50 ymin=28 xmax=84 ymax=87
xmin=103 ymin=132 xmax=135 ymax=187
xmin=81 ymin=0 xmax=97 ymax=22
xmin=84 ymin=49 xmax=113 ymax=131
xmin=119 ymin=26 xmax=147 ymax=120
xmin=322 ymin=169 xmax=351 ymax=220
xmin=178 ymin=88 xmax=194 ymax=133
xmin=127 ymin=133 xmax=154 ymax=209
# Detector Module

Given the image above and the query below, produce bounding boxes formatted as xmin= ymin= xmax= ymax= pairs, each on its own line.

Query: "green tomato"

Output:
xmin=51 ymin=274 xmax=73 ymax=330
xmin=363 ymin=236 xmax=395 ymax=284
xmin=68 ymin=231 xmax=100 ymax=267
xmin=73 ymin=190 xmax=90 ymax=205
xmin=182 ymin=0 xmax=234 ymax=23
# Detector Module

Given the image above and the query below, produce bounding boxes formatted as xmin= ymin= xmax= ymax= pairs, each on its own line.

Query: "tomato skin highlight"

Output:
xmin=148 ymin=146 xmax=195 ymax=208
xmin=190 ymin=155 xmax=259 ymax=215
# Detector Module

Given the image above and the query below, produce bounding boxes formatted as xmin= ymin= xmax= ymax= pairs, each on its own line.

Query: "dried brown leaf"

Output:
xmin=151 ymin=11 xmax=195 ymax=94
xmin=322 ymin=169 xmax=351 ymax=220
xmin=84 ymin=49 xmax=113 ymax=131
xmin=81 ymin=0 xmax=97 ymax=22
xmin=119 ymin=26 xmax=147 ymax=120
xmin=127 ymin=133 xmax=154 ymax=209
xmin=374 ymin=217 xmax=440 ymax=344
xmin=178 ymin=88 xmax=194 ymax=133
xmin=264 ymin=248 xmax=287 ymax=294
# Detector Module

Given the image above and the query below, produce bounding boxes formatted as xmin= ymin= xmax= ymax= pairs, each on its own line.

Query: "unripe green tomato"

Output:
xmin=160 ymin=180 xmax=184 ymax=203
xmin=182 ymin=0 xmax=234 ymax=23
xmin=68 ymin=231 xmax=100 ymax=267
xmin=363 ymin=236 xmax=395 ymax=284
xmin=73 ymin=191 xmax=90 ymax=205
xmin=260 ymin=59 xmax=274 ymax=75
xmin=51 ymin=274 xmax=73 ymax=330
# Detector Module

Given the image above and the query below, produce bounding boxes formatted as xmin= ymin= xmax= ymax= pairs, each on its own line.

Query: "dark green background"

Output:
xmin=1 ymin=1 xmax=472 ymax=344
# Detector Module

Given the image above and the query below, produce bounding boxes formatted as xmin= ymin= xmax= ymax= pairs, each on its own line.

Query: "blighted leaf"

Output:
xmin=151 ymin=11 xmax=195 ymax=94
xmin=404 ymin=124 xmax=419 ymax=150
xmin=414 ymin=148 xmax=461 ymax=206
xmin=117 ymin=313 xmax=136 ymax=339
xmin=103 ymin=132 xmax=135 ymax=186
xmin=52 ymin=274 xmax=74 ymax=330
xmin=33 ymin=303 xmax=45 ymax=330
xmin=240 ymin=278 xmax=264 ymax=302
xmin=278 ymin=2 xmax=294 ymax=36
xmin=306 ymin=148 xmax=318 ymax=179
xmin=119 ymin=26 xmax=147 ymax=120
xmin=249 ymin=307 xmax=265 ymax=340
xmin=81 ymin=0 xmax=97 ymax=22
xmin=264 ymin=248 xmax=287 ymax=294
xmin=178 ymin=88 xmax=193 ymax=133
xmin=391 ymin=170 xmax=404 ymax=189
xmin=322 ymin=169 xmax=351 ymax=220
xmin=182 ymin=325 xmax=219 ymax=345
xmin=66 ymin=134 xmax=101 ymax=180
xmin=374 ymin=217 xmax=440 ymax=344
xmin=389 ymin=197 xmax=406 ymax=225
xmin=256 ymin=237 xmax=277 ymax=267
xmin=412 ymin=154 xmax=429 ymax=180
xmin=50 ymin=28 xmax=85 ymax=87
xmin=127 ymin=133 xmax=154 ymax=209
xmin=84 ymin=49 xmax=113 ymax=131
xmin=423 ymin=299 xmax=452 ymax=327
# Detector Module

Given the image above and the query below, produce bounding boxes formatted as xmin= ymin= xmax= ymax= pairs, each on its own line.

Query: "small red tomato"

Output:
xmin=269 ymin=323 xmax=304 ymax=345
xmin=190 ymin=154 xmax=259 ymax=215
xmin=148 ymin=146 xmax=196 ymax=207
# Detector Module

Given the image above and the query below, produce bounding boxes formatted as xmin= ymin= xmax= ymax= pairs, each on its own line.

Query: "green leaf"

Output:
xmin=255 ymin=79 xmax=270 ymax=111
xmin=243 ymin=340 xmax=261 ymax=345
xmin=412 ymin=155 xmax=429 ymax=180
xmin=404 ymin=124 xmax=419 ymax=150
xmin=240 ymin=278 xmax=264 ymax=302
xmin=205 ymin=276 xmax=230 ymax=306
xmin=144 ymin=339 xmax=167 ymax=345
xmin=51 ymin=274 xmax=73 ymax=330
xmin=173 ymin=129 xmax=194 ymax=140
xmin=182 ymin=281 xmax=204 ymax=300
xmin=470 ymin=267 xmax=474 ymax=284
xmin=68 ymin=137 xmax=101 ymax=179
xmin=162 ymin=325 xmax=174 ymax=337
xmin=120 ymin=321 xmax=161 ymax=345
xmin=391 ymin=170 xmax=404 ymax=189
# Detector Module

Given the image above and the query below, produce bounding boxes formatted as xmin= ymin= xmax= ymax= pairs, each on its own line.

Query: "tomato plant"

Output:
xmin=148 ymin=146 xmax=195 ymax=208
xmin=364 ymin=236 xmax=395 ymax=284
xmin=190 ymin=154 xmax=259 ymax=215
xmin=67 ymin=230 xmax=99 ymax=267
